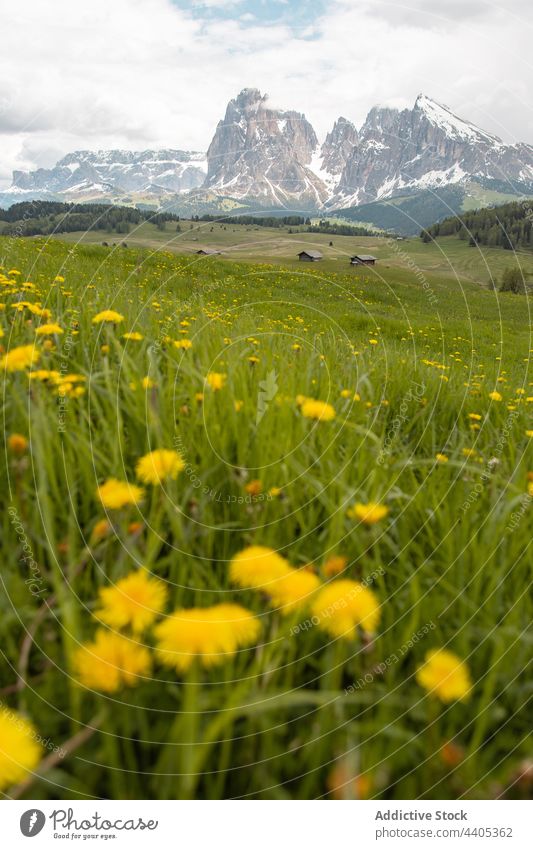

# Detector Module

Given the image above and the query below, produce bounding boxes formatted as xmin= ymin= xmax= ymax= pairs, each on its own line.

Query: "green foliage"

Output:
xmin=0 ymin=237 xmax=531 ymax=800
xmin=500 ymin=266 xmax=527 ymax=293
xmin=424 ymin=200 xmax=533 ymax=251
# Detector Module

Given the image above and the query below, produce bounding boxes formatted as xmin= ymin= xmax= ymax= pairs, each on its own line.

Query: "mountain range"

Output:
xmin=3 ymin=88 xmax=533 ymax=233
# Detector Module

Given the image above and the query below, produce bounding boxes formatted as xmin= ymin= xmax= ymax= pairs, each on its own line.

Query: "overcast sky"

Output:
xmin=0 ymin=0 xmax=532 ymax=187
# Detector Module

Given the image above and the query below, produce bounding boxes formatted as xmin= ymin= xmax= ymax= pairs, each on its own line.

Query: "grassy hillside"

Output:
xmin=0 ymin=235 xmax=531 ymax=800
xmin=55 ymin=219 xmax=533 ymax=288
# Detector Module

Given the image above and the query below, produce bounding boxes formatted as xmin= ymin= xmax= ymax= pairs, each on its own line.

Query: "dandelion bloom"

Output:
xmin=74 ymin=630 xmax=151 ymax=693
xmin=489 ymin=391 xmax=502 ymax=401
xmin=310 ymin=580 xmax=380 ymax=639
xmin=347 ymin=501 xmax=389 ymax=525
xmin=0 ymin=709 xmax=42 ymax=790
xmin=230 ymin=545 xmax=292 ymax=589
xmin=205 ymin=372 xmax=226 ymax=391
xmin=91 ymin=518 xmax=112 ymax=542
xmin=36 ymin=323 xmax=63 ymax=335
xmin=97 ymin=478 xmax=145 ymax=509
xmin=136 ymin=449 xmax=185 ymax=485
xmin=245 ymin=479 xmax=262 ymax=496
xmin=154 ymin=603 xmax=260 ymax=672
xmin=324 ymin=555 xmax=348 ymax=577
xmin=92 ymin=310 xmax=124 ymax=324
xmin=141 ymin=376 xmax=155 ymax=390
xmin=416 ymin=649 xmax=472 ymax=702
xmin=95 ymin=571 xmax=168 ymax=633
xmin=1 ymin=345 xmax=40 ymax=372
xmin=435 ymin=453 xmax=448 ymax=464
xmin=266 ymin=569 xmax=321 ymax=614
xmin=122 ymin=332 xmax=143 ymax=341
xmin=300 ymin=399 xmax=336 ymax=421
xmin=7 ymin=433 xmax=28 ymax=455
xmin=174 ymin=339 xmax=192 ymax=350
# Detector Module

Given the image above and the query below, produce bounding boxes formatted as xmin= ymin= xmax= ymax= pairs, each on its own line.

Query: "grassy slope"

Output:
xmin=0 ymin=235 xmax=531 ymax=800
xmin=57 ymin=220 xmax=533 ymax=287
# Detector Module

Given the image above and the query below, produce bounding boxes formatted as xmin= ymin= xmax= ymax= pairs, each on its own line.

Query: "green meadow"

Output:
xmin=0 ymin=232 xmax=531 ymax=800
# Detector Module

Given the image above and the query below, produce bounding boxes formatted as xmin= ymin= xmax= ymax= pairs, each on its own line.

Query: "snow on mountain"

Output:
xmin=7 ymin=149 xmax=207 ymax=201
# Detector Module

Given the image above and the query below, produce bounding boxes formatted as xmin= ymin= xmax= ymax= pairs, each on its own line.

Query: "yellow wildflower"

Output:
xmin=95 ymin=571 xmax=168 ymax=633
xmin=154 ymin=604 xmax=260 ymax=672
xmin=74 ymin=630 xmax=151 ymax=693
xmin=136 ymin=449 xmax=184 ymax=485
xmin=35 ymin=323 xmax=63 ymax=335
xmin=230 ymin=545 xmax=291 ymax=589
xmin=310 ymin=580 xmax=380 ymax=638
xmin=347 ymin=501 xmax=389 ymax=525
xmin=416 ymin=649 xmax=472 ymax=702
xmin=7 ymin=433 xmax=28 ymax=455
xmin=97 ymin=478 xmax=144 ymax=509
xmin=1 ymin=345 xmax=39 ymax=372
xmin=205 ymin=372 xmax=226 ymax=391
xmin=92 ymin=310 xmax=124 ymax=324
xmin=300 ymin=399 xmax=336 ymax=421
xmin=0 ymin=708 xmax=41 ymax=790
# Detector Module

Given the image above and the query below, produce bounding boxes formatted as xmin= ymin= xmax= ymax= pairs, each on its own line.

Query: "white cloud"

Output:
xmin=0 ymin=0 xmax=532 ymax=187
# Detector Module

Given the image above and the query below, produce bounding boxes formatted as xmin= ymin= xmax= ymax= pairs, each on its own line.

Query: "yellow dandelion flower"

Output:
xmin=74 ymin=629 xmax=151 ymax=692
xmin=122 ymin=332 xmax=144 ymax=341
xmin=323 ymin=555 xmax=348 ymax=577
xmin=1 ymin=345 xmax=40 ymax=372
xmin=526 ymin=430 xmax=533 ymax=438
xmin=488 ymin=391 xmax=502 ymax=401
xmin=300 ymin=399 xmax=336 ymax=421
xmin=0 ymin=708 xmax=41 ymax=790
xmin=347 ymin=501 xmax=389 ymax=525
xmin=136 ymin=449 xmax=185 ymax=485
xmin=101 ymin=344 xmax=110 ymax=355
xmin=310 ymin=580 xmax=380 ymax=639
xmin=92 ymin=310 xmax=124 ymax=324
xmin=230 ymin=545 xmax=292 ymax=589
xmin=205 ymin=372 xmax=226 ymax=391
xmin=244 ymin=479 xmax=262 ymax=496
xmin=173 ymin=339 xmax=192 ymax=350
xmin=468 ymin=413 xmax=482 ymax=421
xmin=95 ymin=570 xmax=168 ymax=633
xmin=416 ymin=649 xmax=472 ymax=702
xmin=154 ymin=603 xmax=260 ymax=672
xmin=369 ymin=338 xmax=378 ymax=345
xmin=234 ymin=399 xmax=244 ymax=412
xmin=35 ymin=323 xmax=63 ymax=335
xmin=435 ymin=453 xmax=448 ymax=464
xmin=96 ymin=478 xmax=145 ymax=509
xmin=141 ymin=376 xmax=155 ymax=390
xmin=7 ymin=433 xmax=28 ymax=455
xmin=91 ymin=518 xmax=112 ymax=543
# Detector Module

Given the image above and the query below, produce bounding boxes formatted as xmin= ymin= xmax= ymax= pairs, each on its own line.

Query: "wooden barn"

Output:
xmin=351 ymin=254 xmax=376 ymax=266
xmin=298 ymin=250 xmax=323 ymax=262
xmin=350 ymin=254 xmax=376 ymax=266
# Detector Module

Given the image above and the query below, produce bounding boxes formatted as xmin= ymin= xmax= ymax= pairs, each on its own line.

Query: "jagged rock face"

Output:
xmin=5 ymin=91 xmax=533 ymax=211
xmin=332 ymin=95 xmax=533 ymax=206
xmin=10 ymin=149 xmax=207 ymax=199
xmin=204 ymin=88 xmax=328 ymax=205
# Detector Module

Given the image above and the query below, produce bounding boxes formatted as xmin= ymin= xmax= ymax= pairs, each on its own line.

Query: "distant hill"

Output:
xmin=421 ymin=200 xmax=533 ymax=250
xmin=0 ymin=200 xmax=178 ymax=237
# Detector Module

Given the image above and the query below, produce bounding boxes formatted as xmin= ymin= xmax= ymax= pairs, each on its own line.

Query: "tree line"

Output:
xmin=421 ymin=200 xmax=533 ymax=250
xmin=0 ymin=201 xmax=179 ymax=237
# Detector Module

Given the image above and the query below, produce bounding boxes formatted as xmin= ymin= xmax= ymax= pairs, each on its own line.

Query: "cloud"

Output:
xmin=0 ymin=0 xmax=531 ymax=187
